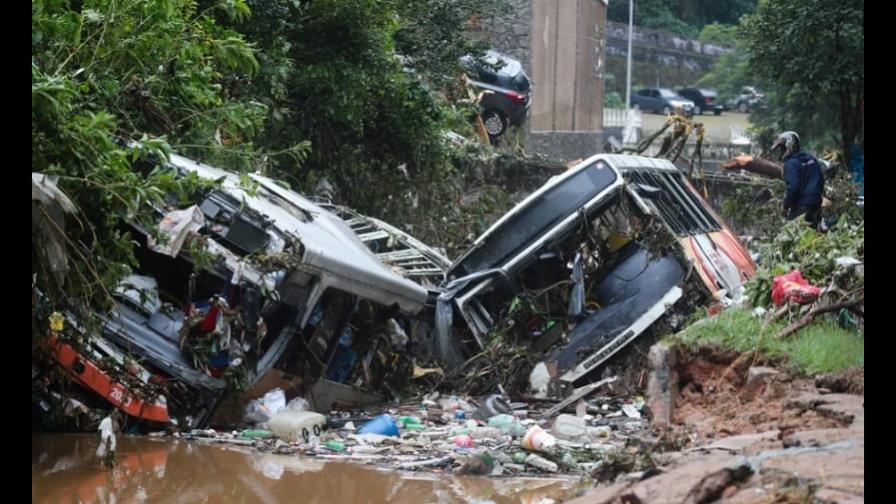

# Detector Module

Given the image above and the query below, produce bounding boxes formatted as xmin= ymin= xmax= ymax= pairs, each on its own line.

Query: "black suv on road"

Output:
xmin=677 ymin=88 xmax=725 ymax=116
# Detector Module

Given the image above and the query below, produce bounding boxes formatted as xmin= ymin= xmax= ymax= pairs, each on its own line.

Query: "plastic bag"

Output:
xmin=568 ymin=252 xmax=585 ymax=317
xmin=771 ymin=270 xmax=822 ymax=306
xmin=147 ymin=205 xmax=205 ymax=257
xmin=285 ymin=396 xmax=310 ymax=413
xmin=243 ymin=388 xmax=287 ymax=424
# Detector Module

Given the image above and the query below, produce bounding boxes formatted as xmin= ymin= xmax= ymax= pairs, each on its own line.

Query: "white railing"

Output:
xmin=604 ymin=108 xmax=642 ymax=144
xmin=604 ymin=108 xmax=642 ymax=128
xmin=730 ymin=125 xmax=753 ymax=145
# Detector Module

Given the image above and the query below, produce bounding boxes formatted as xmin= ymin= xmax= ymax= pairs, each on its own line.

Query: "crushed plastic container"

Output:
xmin=520 ymin=425 xmax=557 ymax=452
xmin=269 ymin=411 xmax=327 ymax=443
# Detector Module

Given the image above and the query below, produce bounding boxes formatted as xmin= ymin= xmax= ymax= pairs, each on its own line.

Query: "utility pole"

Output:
xmin=625 ymin=0 xmax=633 ymax=112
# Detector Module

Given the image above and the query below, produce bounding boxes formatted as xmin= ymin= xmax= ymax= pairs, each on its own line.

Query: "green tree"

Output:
xmin=608 ymin=0 xmax=756 ymax=37
xmin=696 ymin=31 xmax=751 ymax=99
xmin=393 ymin=0 xmax=507 ymax=87
xmin=743 ymin=0 xmax=864 ymax=157
xmin=32 ymin=0 xmax=263 ymax=314
xmin=227 ymin=0 xmax=503 ymax=223
xmin=698 ymin=22 xmax=737 ymax=47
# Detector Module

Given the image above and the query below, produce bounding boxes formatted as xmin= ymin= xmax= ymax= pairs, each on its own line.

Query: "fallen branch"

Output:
xmin=622 ymin=121 xmax=670 ymax=154
xmin=777 ymin=297 xmax=864 ymax=339
xmin=540 ymin=376 xmax=618 ymax=419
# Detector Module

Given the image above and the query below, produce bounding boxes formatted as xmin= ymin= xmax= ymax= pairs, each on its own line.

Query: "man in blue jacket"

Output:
xmin=771 ymin=131 xmax=824 ymax=228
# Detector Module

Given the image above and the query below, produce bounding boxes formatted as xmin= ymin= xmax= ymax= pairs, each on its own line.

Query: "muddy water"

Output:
xmin=33 ymin=434 xmax=581 ymax=503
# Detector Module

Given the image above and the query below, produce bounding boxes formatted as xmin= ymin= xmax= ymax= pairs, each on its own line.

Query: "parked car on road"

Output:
xmin=725 ymin=86 xmax=767 ymax=113
xmin=629 ymin=88 xmax=695 ymax=115
xmin=677 ymin=88 xmax=725 ymax=115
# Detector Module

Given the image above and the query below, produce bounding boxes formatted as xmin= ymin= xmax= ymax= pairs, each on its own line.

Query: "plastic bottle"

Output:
xmin=487 ymin=414 xmax=526 ymax=437
xmin=469 ymin=426 xmax=503 ymax=440
xmin=551 ymin=414 xmax=611 ymax=442
xmin=324 ymin=440 xmax=346 ymax=452
xmin=524 ymin=453 xmax=559 ymax=472
xmin=398 ymin=415 xmax=426 ymax=431
xmin=240 ymin=429 xmax=273 ymax=439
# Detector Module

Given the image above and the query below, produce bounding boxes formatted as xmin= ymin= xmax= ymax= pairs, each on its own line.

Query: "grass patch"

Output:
xmin=670 ymin=307 xmax=863 ymax=374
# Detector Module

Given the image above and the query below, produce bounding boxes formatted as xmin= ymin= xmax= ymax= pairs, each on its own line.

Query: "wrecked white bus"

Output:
xmin=55 ymin=154 xmax=432 ymax=427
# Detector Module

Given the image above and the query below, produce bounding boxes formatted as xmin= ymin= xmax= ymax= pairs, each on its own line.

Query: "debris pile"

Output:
xmin=169 ymin=390 xmax=661 ymax=479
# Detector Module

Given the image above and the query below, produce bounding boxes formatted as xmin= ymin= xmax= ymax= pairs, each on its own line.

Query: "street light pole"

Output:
xmin=625 ymin=0 xmax=633 ymax=112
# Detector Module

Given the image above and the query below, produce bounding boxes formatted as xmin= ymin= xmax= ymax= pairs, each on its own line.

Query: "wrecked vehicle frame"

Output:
xmin=42 ymin=153 xmax=436 ymax=428
xmin=437 ymin=154 xmax=755 ymax=393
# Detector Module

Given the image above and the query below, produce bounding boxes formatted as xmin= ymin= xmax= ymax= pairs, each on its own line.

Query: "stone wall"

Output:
xmin=484 ymin=0 xmax=532 ymax=69
xmin=605 ymin=21 xmax=728 ymax=73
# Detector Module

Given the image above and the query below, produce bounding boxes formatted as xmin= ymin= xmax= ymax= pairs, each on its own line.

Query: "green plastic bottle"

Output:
xmin=324 ymin=440 xmax=346 ymax=452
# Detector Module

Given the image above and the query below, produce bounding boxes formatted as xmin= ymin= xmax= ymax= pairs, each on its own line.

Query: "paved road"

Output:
xmin=640 ymin=110 xmax=751 ymax=144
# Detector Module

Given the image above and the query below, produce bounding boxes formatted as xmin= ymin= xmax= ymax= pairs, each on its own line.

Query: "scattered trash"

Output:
xmin=772 ymin=270 xmax=823 ymax=306
xmin=469 ymin=427 xmax=503 ymax=440
xmin=285 ymin=397 xmax=310 ymax=413
xmin=324 ymin=440 xmax=346 ymax=452
xmin=241 ymin=429 xmax=273 ymax=439
xmin=147 ymin=205 xmax=205 ymax=257
xmin=529 ymin=363 xmax=551 ymax=399
xmin=356 ymin=414 xmax=400 ymax=437
xmin=268 ymin=411 xmax=327 ymax=443
xmin=622 ymin=404 xmax=642 ymax=419
xmin=244 ymin=388 xmax=287 ymax=425
xmin=521 ymin=425 xmax=557 ymax=453
xmin=349 ymin=433 xmax=392 ymax=445
xmin=457 ymin=451 xmax=495 ymax=475
xmin=454 ymin=434 xmax=474 ymax=448
xmin=551 ymin=414 xmax=610 ymax=443
xmin=541 ymin=377 xmax=618 ymax=419
xmin=413 ymin=365 xmax=444 ymax=379
xmin=488 ymin=414 xmax=526 ymax=437
xmin=835 ymin=256 xmax=862 ymax=268
xmin=474 ymin=395 xmax=513 ymax=420
xmin=524 ymin=453 xmax=559 ymax=473
xmin=398 ymin=416 xmax=425 ymax=431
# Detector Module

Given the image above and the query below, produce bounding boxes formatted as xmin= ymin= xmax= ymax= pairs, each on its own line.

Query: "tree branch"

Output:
xmin=777 ymin=297 xmax=864 ymax=339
